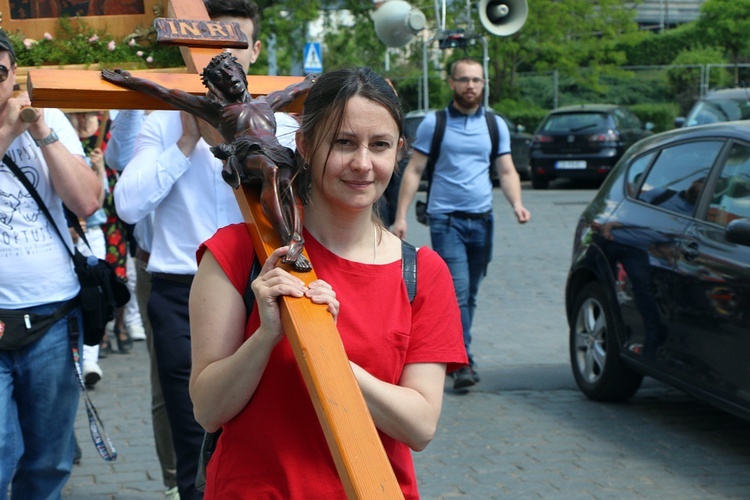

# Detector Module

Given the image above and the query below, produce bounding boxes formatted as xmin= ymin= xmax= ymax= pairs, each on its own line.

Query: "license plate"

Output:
xmin=555 ymin=160 xmax=586 ymax=170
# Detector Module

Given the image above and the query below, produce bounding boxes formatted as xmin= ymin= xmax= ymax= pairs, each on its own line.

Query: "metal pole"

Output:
xmin=659 ymin=0 xmax=665 ymax=33
xmin=481 ymin=37 xmax=489 ymax=109
xmin=553 ymin=69 xmax=559 ymax=109
xmin=422 ymin=37 xmax=430 ymax=111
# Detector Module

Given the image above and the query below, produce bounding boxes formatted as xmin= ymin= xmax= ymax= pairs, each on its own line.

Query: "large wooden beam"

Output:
xmin=234 ymin=186 xmax=404 ymax=498
xmin=26 ymin=70 xmax=307 ymax=112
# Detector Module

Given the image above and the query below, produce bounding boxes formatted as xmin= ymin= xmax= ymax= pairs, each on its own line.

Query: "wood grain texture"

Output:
xmin=26 ymin=70 xmax=306 ymax=112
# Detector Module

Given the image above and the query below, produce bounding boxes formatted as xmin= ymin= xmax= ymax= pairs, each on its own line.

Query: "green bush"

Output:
xmin=618 ymin=23 xmax=703 ymax=66
xmin=630 ymin=102 xmax=681 ymax=133
xmin=494 ymin=99 xmax=549 ymax=133
xmin=668 ymin=46 xmax=731 ymax=115
xmin=8 ymin=17 xmax=183 ymax=68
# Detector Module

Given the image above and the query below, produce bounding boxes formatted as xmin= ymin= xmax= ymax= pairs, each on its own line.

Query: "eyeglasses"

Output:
xmin=452 ymin=77 xmax=485 ymax=85
xmin=0 ymin=65 xmax=8 ymax=83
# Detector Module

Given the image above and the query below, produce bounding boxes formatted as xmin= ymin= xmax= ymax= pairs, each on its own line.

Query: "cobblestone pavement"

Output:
xmin=63 ymin=181 xmax=750 ymax=499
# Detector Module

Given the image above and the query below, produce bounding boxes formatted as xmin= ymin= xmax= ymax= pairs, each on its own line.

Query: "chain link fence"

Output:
xmin=509 ymin=64 xmax=750 ymax=132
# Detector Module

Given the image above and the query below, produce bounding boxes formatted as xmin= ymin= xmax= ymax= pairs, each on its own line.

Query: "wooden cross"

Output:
xmin=26 ymin=1 xmax=403 ymax=497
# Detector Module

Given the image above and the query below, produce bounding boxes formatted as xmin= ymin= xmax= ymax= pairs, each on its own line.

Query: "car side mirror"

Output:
xmin=674 ymin=117 xmax=686 ymax=128
xmin=726 ymin=218 xmax=750 ymax=247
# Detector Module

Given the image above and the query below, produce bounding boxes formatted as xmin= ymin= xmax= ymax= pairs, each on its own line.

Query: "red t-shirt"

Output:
xmin=197 ymin=223 xmax=466 ymax=499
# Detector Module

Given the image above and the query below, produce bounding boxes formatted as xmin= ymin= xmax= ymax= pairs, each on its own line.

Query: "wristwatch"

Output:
xmin=34 ymin=129 xmax=59 ymax=148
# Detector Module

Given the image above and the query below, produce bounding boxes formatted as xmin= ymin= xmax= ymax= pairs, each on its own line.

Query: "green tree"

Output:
xmin=319 ymin=0 xmax=435 ymax=110
xmin=320 ymin=1 xmax=387 ymax=71
xmin=485 ymin=0 xmax=641 ymax=102
xmin=254 ymin=0 xmax=322 ymax=75
xmin=376 ymin=0 xmax=643 ymax=108
xmin=696 ymin=0 xmax=750 ymax=66
xmin=668 ymin=46 xmax=730 ymax=114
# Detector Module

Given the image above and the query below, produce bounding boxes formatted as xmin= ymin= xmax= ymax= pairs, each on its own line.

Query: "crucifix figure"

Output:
xmin=101 ymin=53 xmax=317 ymax=272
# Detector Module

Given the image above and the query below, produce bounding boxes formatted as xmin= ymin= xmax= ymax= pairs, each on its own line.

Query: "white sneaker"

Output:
xmin=127 ymin=323 xmax=147 ymax=341
xmin=164 ymin=486 xmax=180 ymax=499
xmin=83 ymin=360 xmax=103 ymax=388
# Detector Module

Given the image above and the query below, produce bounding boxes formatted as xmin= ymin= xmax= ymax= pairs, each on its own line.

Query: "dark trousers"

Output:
xmin=148 ymin=277 xmax=203 ymax=500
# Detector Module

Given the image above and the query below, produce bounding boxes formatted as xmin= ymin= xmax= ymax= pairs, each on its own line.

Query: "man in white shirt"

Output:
xmin=113 ymin=1 xmax=297 ymax=498
xmin=0 ymin=29 xmax=101 ymax=497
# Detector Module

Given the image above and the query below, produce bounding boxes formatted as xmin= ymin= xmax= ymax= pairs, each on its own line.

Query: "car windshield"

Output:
xmin=541 ymin=112 xmax=609 ymax=133
xmin=404 ymin=115 xmax=424 ymax=141
xmin=686 ymin=98 xmax=750 ymax=126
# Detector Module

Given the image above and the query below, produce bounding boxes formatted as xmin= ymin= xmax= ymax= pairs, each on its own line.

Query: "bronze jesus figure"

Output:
xmin=101 ymin=52 xmax=316 ymax=271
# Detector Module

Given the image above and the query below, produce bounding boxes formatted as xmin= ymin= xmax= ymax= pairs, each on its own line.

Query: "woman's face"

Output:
xmin=306 ymin=96 xmax=402 ymax=214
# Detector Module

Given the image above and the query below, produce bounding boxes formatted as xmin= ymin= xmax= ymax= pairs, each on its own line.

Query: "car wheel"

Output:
xmin=531 ymin=173 xmax=549 ymax=189
xmin=570 ymin=281 xmax=643 ymax=402
xmin=516 ymin=165 xmax=530 ymax=181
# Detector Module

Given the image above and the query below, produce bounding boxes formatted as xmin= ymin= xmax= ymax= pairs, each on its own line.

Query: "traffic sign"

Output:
xmin=303 ymin=42 xmax=323 ymax=74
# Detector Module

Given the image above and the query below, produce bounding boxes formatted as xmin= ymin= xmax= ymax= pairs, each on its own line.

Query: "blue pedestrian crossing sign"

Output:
xmin=303 ymin=42 xmax=323 ymax=74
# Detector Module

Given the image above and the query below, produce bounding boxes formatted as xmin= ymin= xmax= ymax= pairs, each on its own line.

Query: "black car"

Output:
xmin=403 ymin=109 xmax=533 ymax=182
xmin=675 ymin=88 xmax=750 ymax=128
xmin=565 ymin=120 xmax=750 ymax=420
xmin=530 ymin=104 xmax=654 ymax=190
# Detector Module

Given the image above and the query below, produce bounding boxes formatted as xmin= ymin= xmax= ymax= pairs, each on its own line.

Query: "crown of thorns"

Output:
xmin=201 ymin=52 xmax=247 ymax=87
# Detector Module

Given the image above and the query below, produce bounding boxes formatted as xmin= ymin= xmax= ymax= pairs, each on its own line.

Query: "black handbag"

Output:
xmin=4 ymin=154 xmax=130 ymax=346
xmin=415 ymin=200 xmax=428 ymax=225
xmin=0 ymin=299 xmax=78 ymax=350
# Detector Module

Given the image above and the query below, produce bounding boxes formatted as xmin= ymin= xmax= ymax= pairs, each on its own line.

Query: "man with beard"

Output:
xmin=393 ymin=57 xmax=530 ymax=390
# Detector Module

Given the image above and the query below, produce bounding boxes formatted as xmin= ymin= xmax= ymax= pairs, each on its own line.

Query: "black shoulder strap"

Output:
xmin=242 ymin=256 xmax=263 ymax=318
xmin=3 ymin=154 xmax=75 ymax=260
xmin=485 ymin=109 xmax=500 ymax=168
xmin=401 ymin=240 xmax=417 ymax=303
xmin=424 ymin=109 xmax=447 ymax=206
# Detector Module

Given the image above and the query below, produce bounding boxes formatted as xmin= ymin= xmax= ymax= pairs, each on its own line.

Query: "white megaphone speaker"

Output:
xmin=478 ymin=0 xmax=528 ymax=36
xmin=372 ymin=0 xmax=427 ymax=48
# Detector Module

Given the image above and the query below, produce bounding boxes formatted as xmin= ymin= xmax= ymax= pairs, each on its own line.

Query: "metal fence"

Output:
xmin=515 ymin=64 xmax=750 ymax=112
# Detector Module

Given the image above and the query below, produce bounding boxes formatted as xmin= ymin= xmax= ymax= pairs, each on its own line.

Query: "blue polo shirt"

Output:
xmin=413 ymin=103 xmax=511 ymax=215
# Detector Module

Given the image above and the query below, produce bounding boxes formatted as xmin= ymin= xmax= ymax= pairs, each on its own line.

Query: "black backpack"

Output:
xmin=416 ymin=108 xmax=500 ymax=224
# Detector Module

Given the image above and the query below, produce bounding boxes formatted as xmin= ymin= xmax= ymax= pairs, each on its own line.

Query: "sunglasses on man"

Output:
xmin=0 ymin=65 xmax=10 ymax=83
xmin=452 ymin=77 xmax=485 ymax=85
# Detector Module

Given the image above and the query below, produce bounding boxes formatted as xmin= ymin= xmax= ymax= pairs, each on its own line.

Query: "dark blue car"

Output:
xmin=531 ymin=104 xmax=654 ymax=189
xmin=566 ymin=120 xmax=750 ymax=420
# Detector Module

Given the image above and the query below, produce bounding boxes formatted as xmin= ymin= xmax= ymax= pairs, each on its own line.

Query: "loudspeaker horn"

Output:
xmin=373 ymin=0 xmax=427 ymax=48
xmin=478 ymin=0 xmax=528 ymax=37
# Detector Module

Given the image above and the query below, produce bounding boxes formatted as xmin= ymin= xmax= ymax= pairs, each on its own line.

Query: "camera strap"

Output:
xmin=68 ymin=315 xmax=118 ymax=461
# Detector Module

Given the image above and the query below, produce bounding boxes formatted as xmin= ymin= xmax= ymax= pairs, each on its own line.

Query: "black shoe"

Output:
xmin=73 ymin=436 xmax=82 ymax=465
xmin=471 ymin=366 xmax=480 ymax=383
xmin=116 ymin=328 xmax=133 ymax=354
xmin=453 ymin=366 xmax=477 ymax=389
xmin=99 ymin=336 xmax=112 ymax=359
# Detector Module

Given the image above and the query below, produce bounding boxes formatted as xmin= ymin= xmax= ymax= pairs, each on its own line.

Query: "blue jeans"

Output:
xmin=429 ymin=213 xmax=494 ymax=367
xmin=0 ymin=302 xmax=83 ymax=499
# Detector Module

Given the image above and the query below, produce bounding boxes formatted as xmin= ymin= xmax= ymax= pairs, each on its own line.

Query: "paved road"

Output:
xmin=64 ymin=181 xmax=750 ymax=499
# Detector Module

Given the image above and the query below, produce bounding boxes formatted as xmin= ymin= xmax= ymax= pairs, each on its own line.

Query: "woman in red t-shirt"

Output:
xmin=189 ymin=67 xmax=467 ymax=499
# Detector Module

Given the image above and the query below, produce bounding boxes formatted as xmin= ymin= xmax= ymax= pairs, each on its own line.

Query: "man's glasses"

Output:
xmin=452 ymin=77 xmax=485 ymax=85
xmin=0 ymin=65 xmax=8 ymax=83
